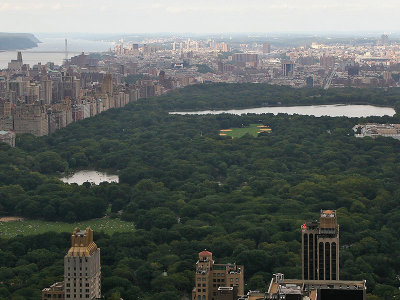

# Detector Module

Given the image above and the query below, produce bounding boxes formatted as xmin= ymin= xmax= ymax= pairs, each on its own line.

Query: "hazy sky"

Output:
xmin=1 ymin=0 xmax=399 ymax=34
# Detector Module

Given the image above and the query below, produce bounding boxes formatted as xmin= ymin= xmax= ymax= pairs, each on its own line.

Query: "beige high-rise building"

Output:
xmin=101 ymin=74 xmax=113 ymax=95
xmin=64 ymin=228 xmax=101 ymax=300
xmin=192 ymin=250 xmax=244 ymax=300
xmin=302 ymin=210 xmax=339 ymax=281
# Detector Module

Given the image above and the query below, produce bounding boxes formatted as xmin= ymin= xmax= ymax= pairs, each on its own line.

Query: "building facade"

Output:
xmin=192 ymin=250 xmax=244 ymax=300
xmin=64 ymin=228 xmax=101 ymax=300
xmin=42 ymin=228 xmax=101 ymax=300
xmin=301 ymin=210 xmax=339 ymax=281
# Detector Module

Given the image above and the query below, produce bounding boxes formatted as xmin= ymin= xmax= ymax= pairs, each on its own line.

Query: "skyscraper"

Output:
xmin=301 ymin=210 xmax=339 ymax=281
xmin=64 ymin=228 xmax=101 ymax=300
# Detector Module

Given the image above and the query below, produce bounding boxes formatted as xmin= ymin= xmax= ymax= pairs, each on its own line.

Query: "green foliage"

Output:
xmin=1 ymin=84 xmax=400 ymax=298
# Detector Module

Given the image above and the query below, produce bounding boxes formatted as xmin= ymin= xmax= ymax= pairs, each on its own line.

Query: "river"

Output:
xmin=170 ymin=104 xmax=396 ymax=118
xmin=0 ymin=37 xmax=114 ymax=68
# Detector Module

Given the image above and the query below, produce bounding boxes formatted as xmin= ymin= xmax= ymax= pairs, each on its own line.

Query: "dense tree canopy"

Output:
xmin=1 ymin=84 xmax=400 ymax=299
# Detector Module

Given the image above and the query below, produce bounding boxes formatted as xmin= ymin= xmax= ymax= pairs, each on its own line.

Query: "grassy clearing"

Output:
xmin=219 ymin=124 xmax=271 ymax=138
xmin=0 ymin=217 xmax=134 ymax=238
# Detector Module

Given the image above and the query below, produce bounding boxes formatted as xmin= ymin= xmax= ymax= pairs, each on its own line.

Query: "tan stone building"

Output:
xmin=42 ymin=228 xmax=101 ymax=300
xmin=64 ymin=228 xmax=101 ymax=300
xmin=192 ymin=250 xmax=244 ymax=300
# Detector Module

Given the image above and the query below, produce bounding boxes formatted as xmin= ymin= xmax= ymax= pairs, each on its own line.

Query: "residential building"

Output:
xmin=42 ymin=228 xmax=101 ymax=300
xmin=192 ymin=250 xmax=244 ymax=300
xmin=64 ymin=228 xmax=101 ymax=300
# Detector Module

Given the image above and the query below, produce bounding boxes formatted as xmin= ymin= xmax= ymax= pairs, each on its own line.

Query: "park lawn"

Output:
xmin=0 ymin=217 xmax=135 ymax=238
xmin=220 ymin=124 xmax=271 ymax=138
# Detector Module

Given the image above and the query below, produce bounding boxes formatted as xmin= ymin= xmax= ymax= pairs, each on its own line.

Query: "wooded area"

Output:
xmin=1 ymin=84 xmax=400 ymax=299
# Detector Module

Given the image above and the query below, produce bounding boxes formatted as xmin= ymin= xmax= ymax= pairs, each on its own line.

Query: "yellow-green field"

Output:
xmin=0 ymin=218 xmax=135 ymax=239
xmin=219 ymin=124 xmax=271 ymax=138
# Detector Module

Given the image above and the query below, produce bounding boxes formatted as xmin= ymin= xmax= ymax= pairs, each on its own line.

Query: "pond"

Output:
xmin=170 ymin=104 xmax=395 ymax=118
xmin=61 ymin=170 xmax=119 ymax=185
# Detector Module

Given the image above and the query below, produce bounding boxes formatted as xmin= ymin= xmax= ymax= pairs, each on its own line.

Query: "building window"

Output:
xmin=198 ymin=284 xmax=201 ymax=287
xmin=230 ymin=279 xmax=233 ymax=282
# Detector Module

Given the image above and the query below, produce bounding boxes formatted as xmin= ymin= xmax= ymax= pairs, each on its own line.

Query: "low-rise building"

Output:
xmin=354 ymin=123 xmax=400 ymax=140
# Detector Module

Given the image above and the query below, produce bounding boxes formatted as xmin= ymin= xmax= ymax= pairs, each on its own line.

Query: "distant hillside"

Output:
xmin=0 ymin=33 xmax=40 ymax=50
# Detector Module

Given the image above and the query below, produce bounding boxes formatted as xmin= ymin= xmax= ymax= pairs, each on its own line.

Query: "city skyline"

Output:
xmin=1 ymin=0 xmax=400 ymax=33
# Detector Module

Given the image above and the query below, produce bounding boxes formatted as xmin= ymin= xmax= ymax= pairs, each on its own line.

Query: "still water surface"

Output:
xmin=61 ymin=170 xmax=119 ymax=185
xmin=0 ymin=37 xmax=113 ymax=68
xmin=171 ymin=104 xmax=395 ymax=118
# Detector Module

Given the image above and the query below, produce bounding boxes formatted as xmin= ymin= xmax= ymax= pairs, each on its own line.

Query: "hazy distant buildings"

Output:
xmin=101 ymin=74 xmax=113 ymax=95
xmin=282 ymin=61 xmax=295 ymax=77
xmin=262 ymin=43 xmax=271 ymax=54
xmin=8 ymin=51 xmax=23 ymax=71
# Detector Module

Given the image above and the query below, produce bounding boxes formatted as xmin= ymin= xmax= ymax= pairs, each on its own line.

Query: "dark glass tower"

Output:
xmin=301 ymin=210 xmax=339 ymax=280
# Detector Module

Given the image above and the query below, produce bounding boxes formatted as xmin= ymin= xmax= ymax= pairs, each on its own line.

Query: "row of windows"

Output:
xmin=66 ymin=289 xmax=90 ymax=293
xmin=66 ymin=283 xmax=89 ymax=287
xmin=66 ymin=258 xmax=89 ymax=263
xmin=67 ymin=267 xmax=88 ymax=271
xmin=66 ymin=295 xmax=90 ymax=298
xmin=212 ymin=273 xmax=224 ymax=277
xmin=197 ymin=277 xmax=207 ymax=281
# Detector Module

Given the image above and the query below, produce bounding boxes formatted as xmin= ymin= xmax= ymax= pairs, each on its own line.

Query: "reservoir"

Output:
xmin=61 ymin=170 xmax=119 ymax=185
xmin=170 ymin=104 xmax=395 ymax=118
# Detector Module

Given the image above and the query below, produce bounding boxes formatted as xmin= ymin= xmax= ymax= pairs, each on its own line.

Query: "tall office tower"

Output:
xmin=101 ymin=74 xmax=113 ymax=95
xmin=192 ymin=250 xmax=244 ymax=300
xmin=172 ymin=42 xmax=177 ymax=51
xmin=64 ymin=228 xmax=101 ymax=300
xmin=301 ymin=210 xmax=339 ymax=281
xmin=263 ymin=42 xmax=271 ymax=54
xmin=282 ymin=61 xmax=295 ymax=76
